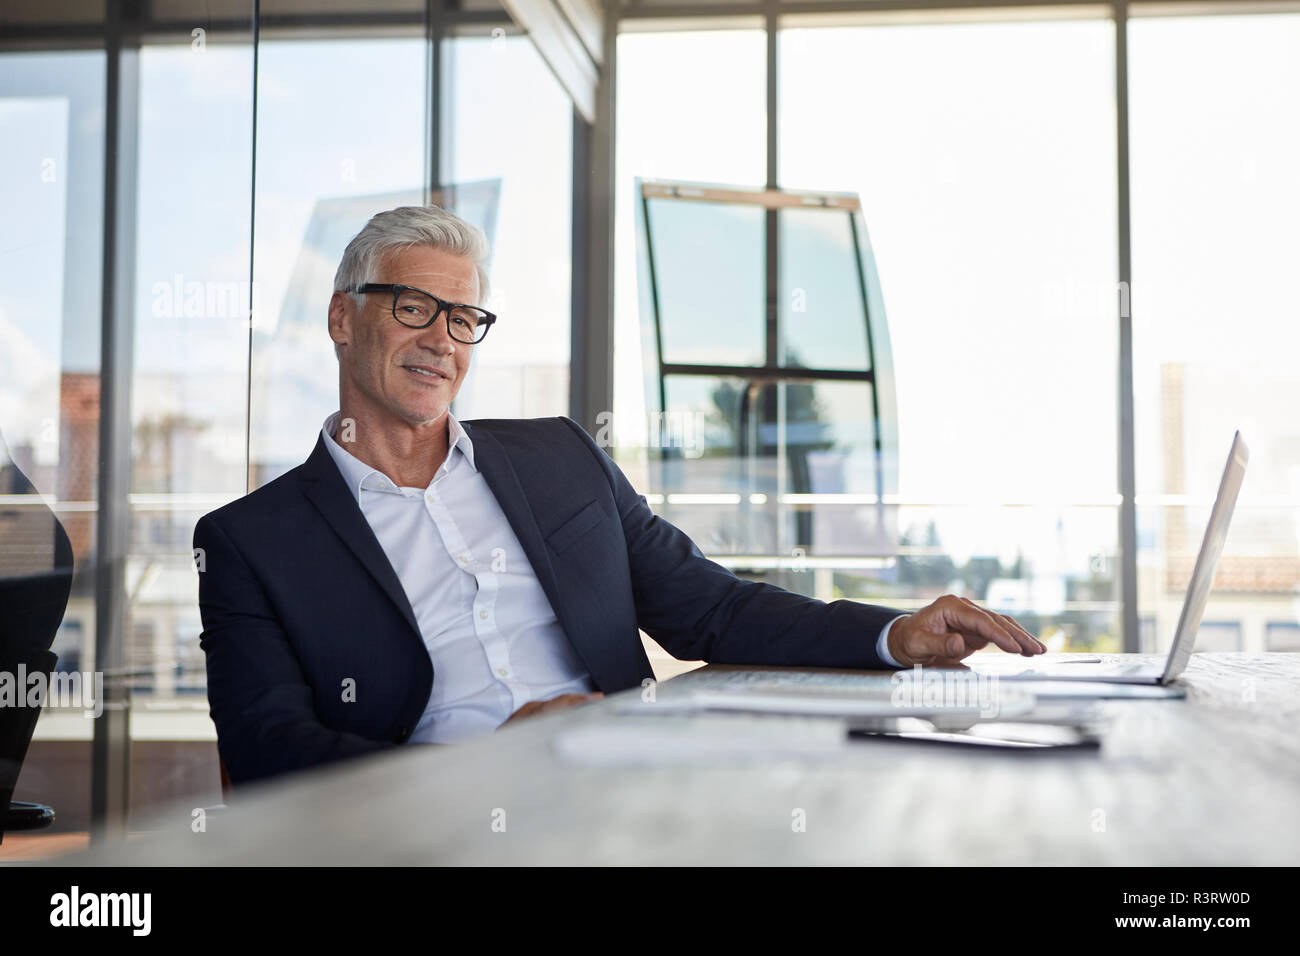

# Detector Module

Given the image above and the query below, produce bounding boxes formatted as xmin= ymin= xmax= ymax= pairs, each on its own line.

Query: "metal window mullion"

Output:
xmin=848 ymin=212 xmax=887 ymax=522
xmin=91 ymin=1 xmax=140 ymax=843
xmin=244 ymin=1 xmax=259 ymax=495
xmin=1115 ymin=0 xmax=1139 ymax=652
xmin=570 ymin=0 xmax=617 ymax=435
xmin=427 ymin=0 xmax=444 ymax=197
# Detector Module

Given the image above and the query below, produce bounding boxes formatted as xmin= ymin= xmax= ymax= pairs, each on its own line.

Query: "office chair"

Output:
xmin=0 ymin=447 xmax=75 ymax=844
xmin=0 ymin=648 xmax=61 ymax=838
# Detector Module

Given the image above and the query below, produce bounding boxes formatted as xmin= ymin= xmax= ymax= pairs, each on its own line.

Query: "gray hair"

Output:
xmin=334 ymin=204 xmax=491 ymax=305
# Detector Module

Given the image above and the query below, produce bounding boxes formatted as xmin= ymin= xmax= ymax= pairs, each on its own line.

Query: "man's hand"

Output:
xmin=887 ymin=594 xmax=1046 ymax=668
xmin=498 ymin=692 xmax=604 ymax=729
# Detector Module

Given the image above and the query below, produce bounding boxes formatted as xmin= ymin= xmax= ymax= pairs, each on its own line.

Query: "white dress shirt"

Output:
xmin=321 ymin=411 xmax=596 ymax=743
xmin=321 ymin=411 xmax=905 ymax=744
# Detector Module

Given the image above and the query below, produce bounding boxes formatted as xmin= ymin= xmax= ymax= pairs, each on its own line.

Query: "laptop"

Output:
xmin=966 ymin=431 xmax=1249 ymax=685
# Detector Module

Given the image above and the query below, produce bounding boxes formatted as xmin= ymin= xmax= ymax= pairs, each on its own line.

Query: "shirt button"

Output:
xmin=497 ymin=668 xmax=509 ymax=678
xmin=458 ymin=554 xmax=469 ymax=565
xmin=479 ymin=609 xmax=489 ymax=620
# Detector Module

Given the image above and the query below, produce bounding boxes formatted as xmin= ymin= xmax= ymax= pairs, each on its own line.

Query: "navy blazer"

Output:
xmin=195 ymin=416 xmax=902 ymax=784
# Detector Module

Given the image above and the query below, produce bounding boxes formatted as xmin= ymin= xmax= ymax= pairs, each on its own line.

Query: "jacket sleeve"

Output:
xmin=194 ymin=512 xmax=396 ymax=786
xmin=560 ymin=418 xmax=906 ymax=669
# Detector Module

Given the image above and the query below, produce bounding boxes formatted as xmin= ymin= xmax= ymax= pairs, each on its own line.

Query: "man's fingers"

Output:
xmin=981 ymin=604 xmax=1046 ymax=654
xmin=994 ymin=610 xmax=1046 ymax=653
xmin=892 ymin=597 xmax=1045 ymax=666
xmin=947 ymin=597 xmax=1037 ymax=655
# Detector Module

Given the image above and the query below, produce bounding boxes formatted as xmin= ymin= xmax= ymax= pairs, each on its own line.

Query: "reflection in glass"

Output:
xmin=0 ymin=48 xmax=106 ymax=840
xmin=779 ymin=208 xmax=870 ymax=371
xmin=442 ymin=33 xmax=573 ymax=421
xmin=248 ymin=37 xmax=429 ymax=484
xmin=646 ymin=197 xmax=765 ymax=368
xmin=636 ymin=181 xmax=898 ymax=583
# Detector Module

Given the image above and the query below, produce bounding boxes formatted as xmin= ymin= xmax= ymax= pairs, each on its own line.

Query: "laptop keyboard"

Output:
xmin=674 ymin=669 xmax=905 ymax=697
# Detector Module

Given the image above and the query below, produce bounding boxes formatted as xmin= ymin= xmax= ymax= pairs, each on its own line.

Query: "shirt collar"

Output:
xmin=320 ymin=410 xmax=476 ymax=504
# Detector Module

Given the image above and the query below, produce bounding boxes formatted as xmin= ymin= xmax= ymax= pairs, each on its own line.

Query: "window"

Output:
xmin=442 ymin=32 xmax=573 ymax=420
xmin=614 ymin=27 xmax=767 ymax=469
xmin=635 ymin=183 xmax=898 ymax=563
xmin=0 ymin=47 xmax=106 ymax=843
xmin=125 ymin=36 xmax=256 ymax=825
xmin=249 ymin=35 xmax=430 ymax=484
xmin=776 ymin=16 xmax=1120 ymax=648
xmin=1129 ymin=11 xmax=1300 ymax=652
xmin=0 ymin=1 xmax=571 ymax=852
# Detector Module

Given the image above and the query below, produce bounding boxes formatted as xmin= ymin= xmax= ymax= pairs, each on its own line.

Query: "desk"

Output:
xmin=54 ymin=653 xmax=1300 ymax=865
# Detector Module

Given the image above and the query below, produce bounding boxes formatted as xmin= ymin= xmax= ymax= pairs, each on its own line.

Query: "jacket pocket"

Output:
xmin=546 ymin=499 xmax=608 ymax=554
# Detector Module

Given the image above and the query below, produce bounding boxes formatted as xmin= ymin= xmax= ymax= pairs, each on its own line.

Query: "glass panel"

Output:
xmin=125 ymin=30 xmax=255 ymax=828
xmin=614 ymin=28 xmax=766 ymax=449
xmin=248 ymin=36 xmax=429 ymax=486
xmin=1 ymin=5 xmax=581 ymax=855
xmin=779 ymin=19 xmax=1119 ymax=645
xmin=1130 ymin=12 xmax=1300 ymax=654
xmin=646 ymin=197 xmax=765 ymax=367
xmin=655 ymin=375 xmax=771 ymax=555
xmin=650 ymin=376 xmax=891 ymax=574
xmin=442 ymin=32 xmax=572 ymax=420
xmin=777 ymin=380 xmax=890 ymax=558
xmin=779 ymin=207 xmax=870 ymax=371
xmin=0 ymin=47 xmax=105 ymax=853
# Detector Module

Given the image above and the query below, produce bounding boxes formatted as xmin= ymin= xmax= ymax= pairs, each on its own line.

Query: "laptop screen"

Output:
xmin=1162 ymin=431 xmax=1250 ymax=680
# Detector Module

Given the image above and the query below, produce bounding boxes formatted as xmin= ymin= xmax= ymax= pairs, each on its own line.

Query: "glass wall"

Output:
xmin=127 ymin=22 xmax=256 ymax=829
xmin=1129 ymin=10 xmax=1300 ymax=653
xmin=248 ymin=34 xmax=429 ymax=484
xmin=442 ymin=32 xmax=573 ymax=420
xmin=613 ymin=28 xmax=767 ymax=673
xmin=0 ymin=0 xmax=572 ymax=857
xmin=612 ymin=3 xmax=1300 ymax=659
xmin=778 ymin=16 xmax=1119 ymax=650
xmin=614 ymin=27 xmax=767 ymax=464
xmin=614 ymin=15 xmax=1119 ymax=652
xmin=0 ymin=47 xmax=105 ymax=853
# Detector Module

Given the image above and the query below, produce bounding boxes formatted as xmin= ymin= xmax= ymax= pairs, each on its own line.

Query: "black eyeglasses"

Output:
xmin=351 ymin=282 xmax=496 ymax=344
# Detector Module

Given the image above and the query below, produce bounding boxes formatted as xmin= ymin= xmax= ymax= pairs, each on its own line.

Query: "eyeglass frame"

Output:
xmin=349 ymin=282 xmax=497 ymax=344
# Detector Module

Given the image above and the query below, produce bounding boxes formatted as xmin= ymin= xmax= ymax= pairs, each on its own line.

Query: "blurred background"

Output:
xmin=1 ymin=0 xmax=1298 ymax=855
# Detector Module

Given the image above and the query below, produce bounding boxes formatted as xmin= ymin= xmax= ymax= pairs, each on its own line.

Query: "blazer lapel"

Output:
xmin=296 ymin=434 xmax=421 ymax=640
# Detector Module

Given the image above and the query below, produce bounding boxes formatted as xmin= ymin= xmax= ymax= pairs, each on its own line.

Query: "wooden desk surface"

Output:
xmin=53 ymin=653 xmax=1300 ymax=866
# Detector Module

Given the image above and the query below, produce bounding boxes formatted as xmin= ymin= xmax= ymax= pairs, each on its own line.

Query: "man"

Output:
xmin=195 ymin=205 xmax=1044 ymax=786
